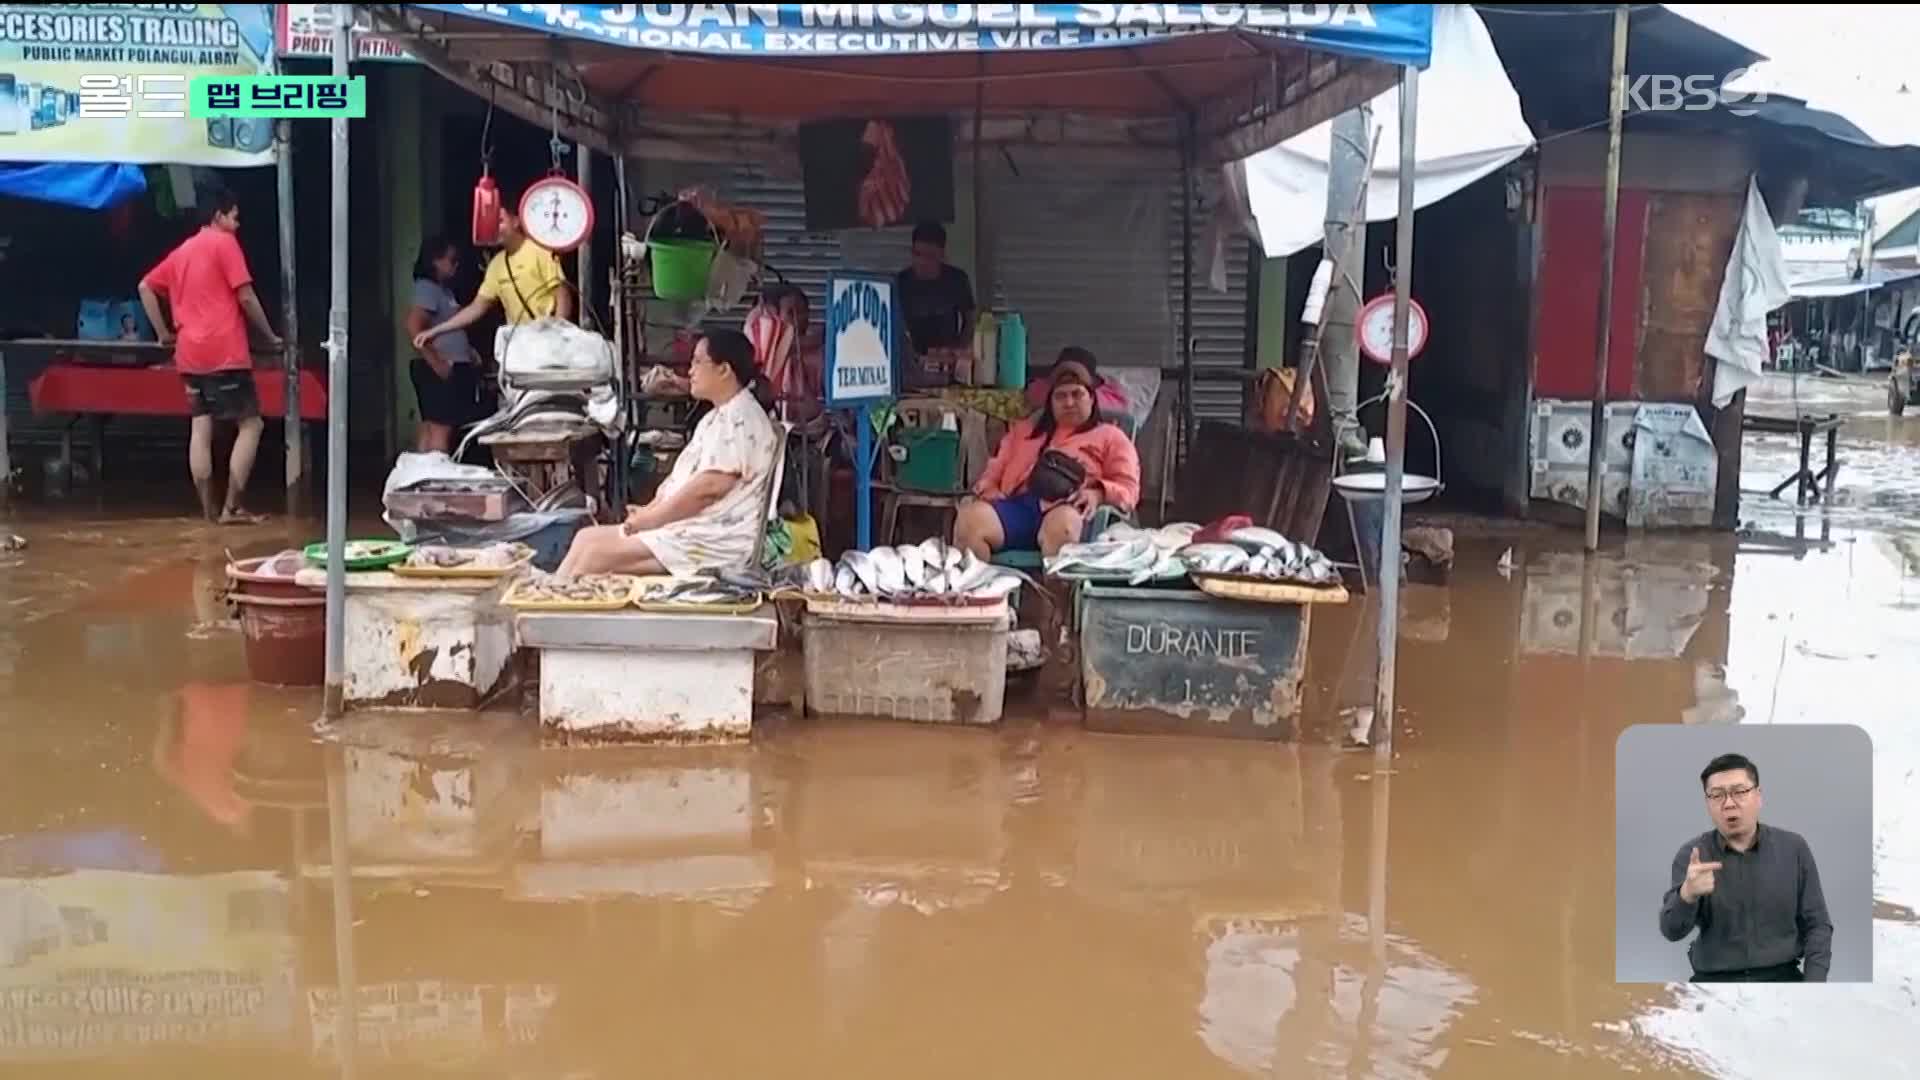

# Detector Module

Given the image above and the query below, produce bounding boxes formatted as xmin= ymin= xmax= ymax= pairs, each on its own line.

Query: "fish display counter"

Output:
xmin=507 ymin=576 xmax=780 ymax=745
xmin=1043 ymin=523 xmax=1349 ymax=741
xmin=293 ymin=547 xmax=525 ymax=711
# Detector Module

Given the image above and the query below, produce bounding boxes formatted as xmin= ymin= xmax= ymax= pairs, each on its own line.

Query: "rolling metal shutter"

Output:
xmin=985 ymin=161 xmax=1174 ymax=376
xmin=1173 ymin=171 xmax=1253 ymax=425
xmin=661 ymin=158 xmax=1248 ymax=424
xmin=725 ymin=165 xmax=842 ymax=311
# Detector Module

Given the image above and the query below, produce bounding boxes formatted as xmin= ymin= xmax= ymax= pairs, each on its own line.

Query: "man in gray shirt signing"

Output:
xmin=1659 ymin=753 xmax=1833 ymax=982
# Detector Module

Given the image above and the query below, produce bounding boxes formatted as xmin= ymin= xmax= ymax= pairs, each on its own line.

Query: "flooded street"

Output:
xmin=2 ymin=396 xmax=1916 ymax=1077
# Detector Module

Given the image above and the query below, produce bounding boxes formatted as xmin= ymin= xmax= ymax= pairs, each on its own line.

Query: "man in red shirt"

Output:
xmin=138 ymin=188 xmax=282 ymax=523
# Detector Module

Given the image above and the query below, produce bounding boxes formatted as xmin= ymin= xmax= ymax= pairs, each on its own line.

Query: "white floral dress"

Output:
xmin=633 ymin=389 xmax=779 ymax=577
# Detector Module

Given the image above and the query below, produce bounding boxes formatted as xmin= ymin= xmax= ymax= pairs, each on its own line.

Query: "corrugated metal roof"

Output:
xmin=1174 ymin=170 xmax=1252 ymax=427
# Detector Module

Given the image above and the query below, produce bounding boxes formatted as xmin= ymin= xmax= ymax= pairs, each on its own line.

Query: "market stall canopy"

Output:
xmin=1230 ymin=3 xmax=1530 ymax=258
xmin=364 ymin=4 xmax=1436 ymax=165
xmin=0 ymin=163 xmax=146 ymax=210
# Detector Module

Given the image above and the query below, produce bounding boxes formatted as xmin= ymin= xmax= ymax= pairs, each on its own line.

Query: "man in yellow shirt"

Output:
xmin=412 ymin=203 xmax=574 ymax=354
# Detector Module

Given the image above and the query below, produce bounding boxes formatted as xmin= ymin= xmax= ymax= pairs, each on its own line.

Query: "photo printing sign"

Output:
xmin=824 ymin=272 xmax=897 ymax=406
xmin=421 ymin=5 xmax=1436 ymax=67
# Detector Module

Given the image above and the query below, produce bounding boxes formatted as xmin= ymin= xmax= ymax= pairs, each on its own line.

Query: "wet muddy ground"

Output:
xmin=1 ymin=393 xmax=1915 ymax=1077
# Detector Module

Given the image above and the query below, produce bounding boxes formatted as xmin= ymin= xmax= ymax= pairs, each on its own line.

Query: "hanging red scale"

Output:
xmin=471 ymin=169 xmax=501 ymax=247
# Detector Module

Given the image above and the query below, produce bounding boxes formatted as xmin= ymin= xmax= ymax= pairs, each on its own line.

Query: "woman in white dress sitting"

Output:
xmin=557 ymin=328 xmax=779 ymax=577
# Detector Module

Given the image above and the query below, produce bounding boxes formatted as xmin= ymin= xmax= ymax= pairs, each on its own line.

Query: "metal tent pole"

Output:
xmin=1371 ymin=67 xmax=1420 ymax=757
xmin=1583 ymin=5 xmax=1630 ymax=552
xmin=276 ymin=118 xmax=305 ymax=517
xmin=322 ymin=5 xmax=352 ymax=718
xmin=576 ymin=143 xmax=594 ymax=322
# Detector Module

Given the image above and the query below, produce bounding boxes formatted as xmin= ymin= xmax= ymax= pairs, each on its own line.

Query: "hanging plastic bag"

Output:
xmin=783 ymin=513 xmax=822 ymax=564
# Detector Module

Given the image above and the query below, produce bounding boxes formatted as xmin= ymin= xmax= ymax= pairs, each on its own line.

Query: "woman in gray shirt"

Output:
xmin=404 ymin=236 xmax=477 ymax=453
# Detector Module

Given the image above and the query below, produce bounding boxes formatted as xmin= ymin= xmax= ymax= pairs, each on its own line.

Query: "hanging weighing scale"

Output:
xmin=1357 ymin=292 xmax=1429 ymax=366
xmin=1333 ymin=289 xmax=1442 ymax=506
xmin=520 ymin=174 xmax=595 ymax=254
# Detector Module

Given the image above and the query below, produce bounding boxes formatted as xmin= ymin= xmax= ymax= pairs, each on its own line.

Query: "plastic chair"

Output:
xmin=749 ymin=419 xmax=791 ymax=569
xmin=875 ymin=397 xmax=970 ymax=546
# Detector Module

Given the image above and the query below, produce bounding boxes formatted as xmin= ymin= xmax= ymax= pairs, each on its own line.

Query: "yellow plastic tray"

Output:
xmin=1190 ymin=573 xmax=1349 ymax=606
xmin=502 ymin=576 xmax=643 ymax=611
xmin=631 ymin=576 xmax=764 ymax=614
xmin=391 ymin=554 xmax=534 ymax=580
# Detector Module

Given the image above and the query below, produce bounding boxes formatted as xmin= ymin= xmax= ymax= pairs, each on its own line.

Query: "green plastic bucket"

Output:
xmin=650 ymin=238 xmax=716 ymax=301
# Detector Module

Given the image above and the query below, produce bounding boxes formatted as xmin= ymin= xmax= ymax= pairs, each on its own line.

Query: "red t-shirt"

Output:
xmin=141 ymin=226 xmax=253 ymax=374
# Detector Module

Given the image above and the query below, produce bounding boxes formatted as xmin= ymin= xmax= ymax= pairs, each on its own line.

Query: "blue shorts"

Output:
xmin=991 ymin=493 xmax=1048 ymax=550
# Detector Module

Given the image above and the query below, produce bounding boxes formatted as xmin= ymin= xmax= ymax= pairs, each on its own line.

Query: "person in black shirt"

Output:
xmin=896 ymin=221 xmax=975 ymax=356
xmin=1658 ymin=752 xmax=1834 ymax=982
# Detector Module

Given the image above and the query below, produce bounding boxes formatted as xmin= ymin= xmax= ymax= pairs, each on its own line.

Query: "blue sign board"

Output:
xmin=419 ymin=5 xmax=1435 ymax=69
xmin=823 ymin=271 xmax=898 ymax=407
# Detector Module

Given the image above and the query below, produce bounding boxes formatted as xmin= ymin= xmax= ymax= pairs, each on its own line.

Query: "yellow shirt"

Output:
xmin=478 ymin=243 xmax=567 ymax=323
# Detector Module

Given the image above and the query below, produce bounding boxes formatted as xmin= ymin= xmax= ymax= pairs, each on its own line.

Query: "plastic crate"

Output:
xmin=803 ymin=608 xmax=1009 ymax=725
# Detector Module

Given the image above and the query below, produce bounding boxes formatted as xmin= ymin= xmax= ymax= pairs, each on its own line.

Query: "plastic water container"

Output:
xmin=996 ymin=312 xmax=1027 ymax=391
xmin=971 ymin=312 xmax=999 ymax=387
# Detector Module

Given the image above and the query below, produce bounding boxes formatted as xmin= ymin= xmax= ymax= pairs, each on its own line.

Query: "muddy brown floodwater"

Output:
xmin=1 ymin=464 xmax=1916 ymax=1077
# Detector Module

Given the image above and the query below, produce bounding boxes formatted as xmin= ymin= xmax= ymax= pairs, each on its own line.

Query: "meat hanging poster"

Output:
xmin=799 ymin=116 xmax=955 ymax=232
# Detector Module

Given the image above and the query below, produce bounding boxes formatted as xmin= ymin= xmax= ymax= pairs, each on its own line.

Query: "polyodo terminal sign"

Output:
xmin=824 ymin=271 xmax=897 ymax=406
xmin=823 ymin=270 xmax=898 ymax=549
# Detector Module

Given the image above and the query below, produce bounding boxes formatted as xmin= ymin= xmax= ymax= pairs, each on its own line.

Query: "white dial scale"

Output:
xmin=519 ymin=176 xmax=594 ymax=253
xmin=1357 ymin=292 xmax=1429 ymax=365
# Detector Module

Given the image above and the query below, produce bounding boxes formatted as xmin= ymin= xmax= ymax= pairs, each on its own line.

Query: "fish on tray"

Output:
xmin=1194 ymin=529 xmax=1342 ymax=587
xmin=636 ymin=575 xmax=762 ymax=605
xmin=1101 ymin=521 xmax=1203 ymax=552
xmin=510 ymin=573 xmax=637 ymax=604
xmin=1044 ymin=538 xmax=1160 ymax=579
xmin=406 ymin=542 xmax=531 ymax=570
xmin=1179 ymin=543 xmax=1251 ymax=575
xmin=817 ymin=544 xmax=1029 ymax=604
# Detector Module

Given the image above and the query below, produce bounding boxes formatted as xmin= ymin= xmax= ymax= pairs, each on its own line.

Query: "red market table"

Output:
xmin=23 ymin=354 xmax=327 ymax=487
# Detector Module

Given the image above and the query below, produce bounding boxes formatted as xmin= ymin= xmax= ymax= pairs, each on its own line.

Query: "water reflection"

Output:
xmin=1 ymin=510 xmax=1916 ymax=1076
xmin=272 ymin=715 xmax=1480 ymax=1077
xmin=0 ymin=868 xmax=297 ymax=1063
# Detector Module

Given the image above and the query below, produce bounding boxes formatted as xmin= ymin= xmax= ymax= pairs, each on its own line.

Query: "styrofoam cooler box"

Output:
xmin=802 ymin=602 xmax=1010 ymax=725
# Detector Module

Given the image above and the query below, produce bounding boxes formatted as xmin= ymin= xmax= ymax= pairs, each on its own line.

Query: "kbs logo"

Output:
xmin=1625 ymin=69 xmax=1767 ymax=115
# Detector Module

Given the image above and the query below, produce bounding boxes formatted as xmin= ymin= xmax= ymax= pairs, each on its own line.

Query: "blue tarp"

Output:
xmin=415 ymin=3 xmax=1435 ymax=69
xmin=0 ymin=162 xmax=147 ymax=210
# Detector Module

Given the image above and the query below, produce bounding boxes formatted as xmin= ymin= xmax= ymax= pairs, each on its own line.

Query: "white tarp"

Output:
xmin=1706 ymin=177 xmax=1792 ymax=406
xmin=1234 ymin=4 xmax=1534 ymax=258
